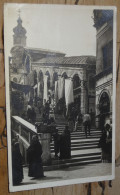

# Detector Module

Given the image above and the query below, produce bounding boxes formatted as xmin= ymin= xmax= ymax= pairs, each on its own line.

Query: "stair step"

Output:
xmin=43 ymin=159 xmax=102 ymax=171
xmin=51 ymin=155 xmax=101 ymax=165
xmin=38 ymin=114 xmax=102 ymax=170
xmin=50 ymin=145 xmax=99 ymax=153
xmin=50 ymin=142 xmax=99 ymax=148
xmin=69 ymin=136 xmax=101 ymax=140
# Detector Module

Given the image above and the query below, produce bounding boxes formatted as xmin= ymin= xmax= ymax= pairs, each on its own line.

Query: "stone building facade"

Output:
xmin=9 ymin=15 xmax=96 ymax=118
xmin=93 ymin=10 xmax=113 ymax=129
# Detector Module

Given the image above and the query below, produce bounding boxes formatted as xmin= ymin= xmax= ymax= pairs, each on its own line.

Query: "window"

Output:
xmin=102 ymin=40 xmax=113 ymax=69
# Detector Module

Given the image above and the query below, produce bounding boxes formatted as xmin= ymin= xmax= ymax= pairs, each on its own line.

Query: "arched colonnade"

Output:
xmin=31 ymin=67 xmax=87 ymax=115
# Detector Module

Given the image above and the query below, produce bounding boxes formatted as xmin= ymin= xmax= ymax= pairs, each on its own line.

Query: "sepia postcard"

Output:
xmin=4 ymin=3 xmax=116 ymax=192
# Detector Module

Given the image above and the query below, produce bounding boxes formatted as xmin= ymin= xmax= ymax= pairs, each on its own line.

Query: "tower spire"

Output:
xmin=13 ymin=10 xmax=27 ymax=47
xmin=18 ymin=9 xmax=21 ymax=17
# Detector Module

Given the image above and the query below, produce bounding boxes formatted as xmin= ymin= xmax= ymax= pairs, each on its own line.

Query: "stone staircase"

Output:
xmin=44 ymin=117 xmax=102 ymax=171
xmin=34 ymin=109 xmax=102 ymax=170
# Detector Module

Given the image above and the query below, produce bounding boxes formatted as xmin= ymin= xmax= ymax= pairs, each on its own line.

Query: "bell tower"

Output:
xmin=13 ymin=10 xmax=27 ymax=47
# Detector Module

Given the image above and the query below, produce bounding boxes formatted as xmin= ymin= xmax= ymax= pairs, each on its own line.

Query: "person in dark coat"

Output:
xmin=12 ymin=140 xmax=23 ymax=185
xmin=27 ymin=103 xmax=32 ymax=122
xmin=27 ymin=135 xmax=44 ymax=178
xmin=59 ymin=125 xmax=71 ymax=159
xmin=52 ymin=130 xmax=60 ymax=158
xmin=31 ymin=107 xmax=36 ymax=124
xmin=99 ymin=122 xmax=112 ymax=162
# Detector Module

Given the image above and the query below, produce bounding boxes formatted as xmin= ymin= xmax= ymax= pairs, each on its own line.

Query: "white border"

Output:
xmin=4 ymin=4 xmax=117 ymax=192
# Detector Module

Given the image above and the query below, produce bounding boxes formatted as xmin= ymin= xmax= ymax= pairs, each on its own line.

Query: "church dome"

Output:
xmin=13 ymin=16 xmax=26 ymax=36
xmin=13 ymin=16 xmax=27 ymax=47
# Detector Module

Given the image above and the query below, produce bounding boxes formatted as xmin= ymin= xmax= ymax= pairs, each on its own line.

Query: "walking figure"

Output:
xmin=83 ymin=112 xmax=91 ymax=138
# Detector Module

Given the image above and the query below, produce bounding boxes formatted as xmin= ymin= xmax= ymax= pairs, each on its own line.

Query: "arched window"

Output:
xmin=38 ymin=70 xmax=43 ymax=82
xmin=33 ymin=70 xmax=37 ymax=86
xmin=52 ymin=72 xmax=58 ymax=90
xmin=99 ymin=92 xmax=110 ymax=114
xmin=62 ymin=72 xmax=68 ymax=79
xmin=45 ymin=71 xmax=50 ymax=89
xmin=73 ymin=74 xmax=81 ymax=89
xmin=53 ymin=72 xmax=58 ymax=82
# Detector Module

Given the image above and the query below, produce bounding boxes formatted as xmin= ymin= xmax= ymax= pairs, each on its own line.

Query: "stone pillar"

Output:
xmin=40 ymin=133 xmax=51 ymax=165
xmin=28 ymin=132 xmax=31 ymax=143
xmin=18 ymin=125 xmax=21 ymax=135
xmin=37 ymin=71 xmax=40 ymax=97
xmin=50 ymin=71 xmax=53 ymax=88
xmin=37 ymin=82 xmax=40 ymax=97
xmin=80 ymin=80 xmax=87 ymax=115
xmin=96 ymin=92 xmax=99 ymax=128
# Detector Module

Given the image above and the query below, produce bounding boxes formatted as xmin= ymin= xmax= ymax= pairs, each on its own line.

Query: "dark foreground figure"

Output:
xmin=27 ymin=135 xmax=44 ymax=178
xmin=12 ymin=140 xmax=23 ymax=185
xmin=99 ymin=123 xmax=112 ymax=162
xmin=59 ymin=126 xmax=71 ymax=160
xmin=53 ymin=131 xmax=60 ymax=157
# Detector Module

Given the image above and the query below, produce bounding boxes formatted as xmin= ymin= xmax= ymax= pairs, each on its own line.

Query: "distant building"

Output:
xmin=9 ymin=15 xmax=96 ymax=118
xmin=93 ymin=10 xmax=113 ymax=129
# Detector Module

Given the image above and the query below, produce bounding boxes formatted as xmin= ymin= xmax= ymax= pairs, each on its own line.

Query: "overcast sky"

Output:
xmin=4 ymin=4 xmax=96 ymax=57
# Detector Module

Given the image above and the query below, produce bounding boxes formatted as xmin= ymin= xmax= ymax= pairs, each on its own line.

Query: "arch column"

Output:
xmin=33 ymin=70 xmax=37 ymax=98
xmin=37 ymin=71 xmax=40 ymax=97
xmin=49 ymin=70 xmax=54 ymax=88
xmin=80 ymin=70 xmax=88 ymax=115
xmin=43 ymin=74 xmax=48 ymax=104
xmin=80 ymin=80 xmax=87 ymax=114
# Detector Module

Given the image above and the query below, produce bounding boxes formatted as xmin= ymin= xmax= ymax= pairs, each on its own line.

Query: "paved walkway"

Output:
xmin=21 ymin=163 xmax=112 ymax=185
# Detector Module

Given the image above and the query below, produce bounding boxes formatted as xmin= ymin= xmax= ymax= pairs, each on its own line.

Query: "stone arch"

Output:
xmin=72 ymin=74 xmax=81 ymax=114
xmin=73 ymin=74 xmax=81 ymax=89
xmin=38 ymin=70 xmax=43 ymax=82
xmin=98 ymin=89 xmax=111 ymax=130
xmin=61 ymin=72 xmax=68 ymax=79
xmin=53 ymin=72 xmax=58 ymax=82
xmin=52 ymin=72 xmax=58 ymax=90
xmin=32 ymin=70 xmax=37 ymax=98
xmin=98 ymin=90 xmax=111 ymax=113
xmin=33 ymin=70 xmax=37 ymax=86
xmin=38 ymin=70 xmax=44 ymax=99
xmin=97 ymin=89 xmax=111 ymax=110
xmin=45 ymin=70 xmax=50 ymax=89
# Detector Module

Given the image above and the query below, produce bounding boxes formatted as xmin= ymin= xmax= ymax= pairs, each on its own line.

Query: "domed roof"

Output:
xmin=13 ymin=16 xmax=26 ymax=35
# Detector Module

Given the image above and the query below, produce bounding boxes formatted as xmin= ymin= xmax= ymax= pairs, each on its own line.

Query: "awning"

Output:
xmin=11 ymin=81 xmax=32 ymax=94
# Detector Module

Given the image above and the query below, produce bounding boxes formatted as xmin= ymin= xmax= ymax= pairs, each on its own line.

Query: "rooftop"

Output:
xmin=26 ymin=47 xmax=65 ymax=57
xmin=33 ymin=55 xmax=96 ymax=65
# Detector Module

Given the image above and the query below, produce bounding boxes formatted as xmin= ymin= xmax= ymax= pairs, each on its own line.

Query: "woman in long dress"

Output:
xmin=12 ymin=140 xmax=23 ymax=185
xmin=27 ymin=135 xmax=44 ymax=178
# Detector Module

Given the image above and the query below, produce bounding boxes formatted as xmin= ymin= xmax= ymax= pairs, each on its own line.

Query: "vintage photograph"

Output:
xmin=4 ymin=4 xmax=116 ymax=192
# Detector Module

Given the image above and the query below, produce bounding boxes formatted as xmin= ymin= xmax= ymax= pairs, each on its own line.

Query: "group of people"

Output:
xmin=68 ymin=109 xmax=92 ymax=138
xmin=12 ymin=125 xmax=71 ymax=186
xmin=27 ymin=99 xmax=51 ymax=125
xmin=12 ymin=134 xmax=44 ymax=186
